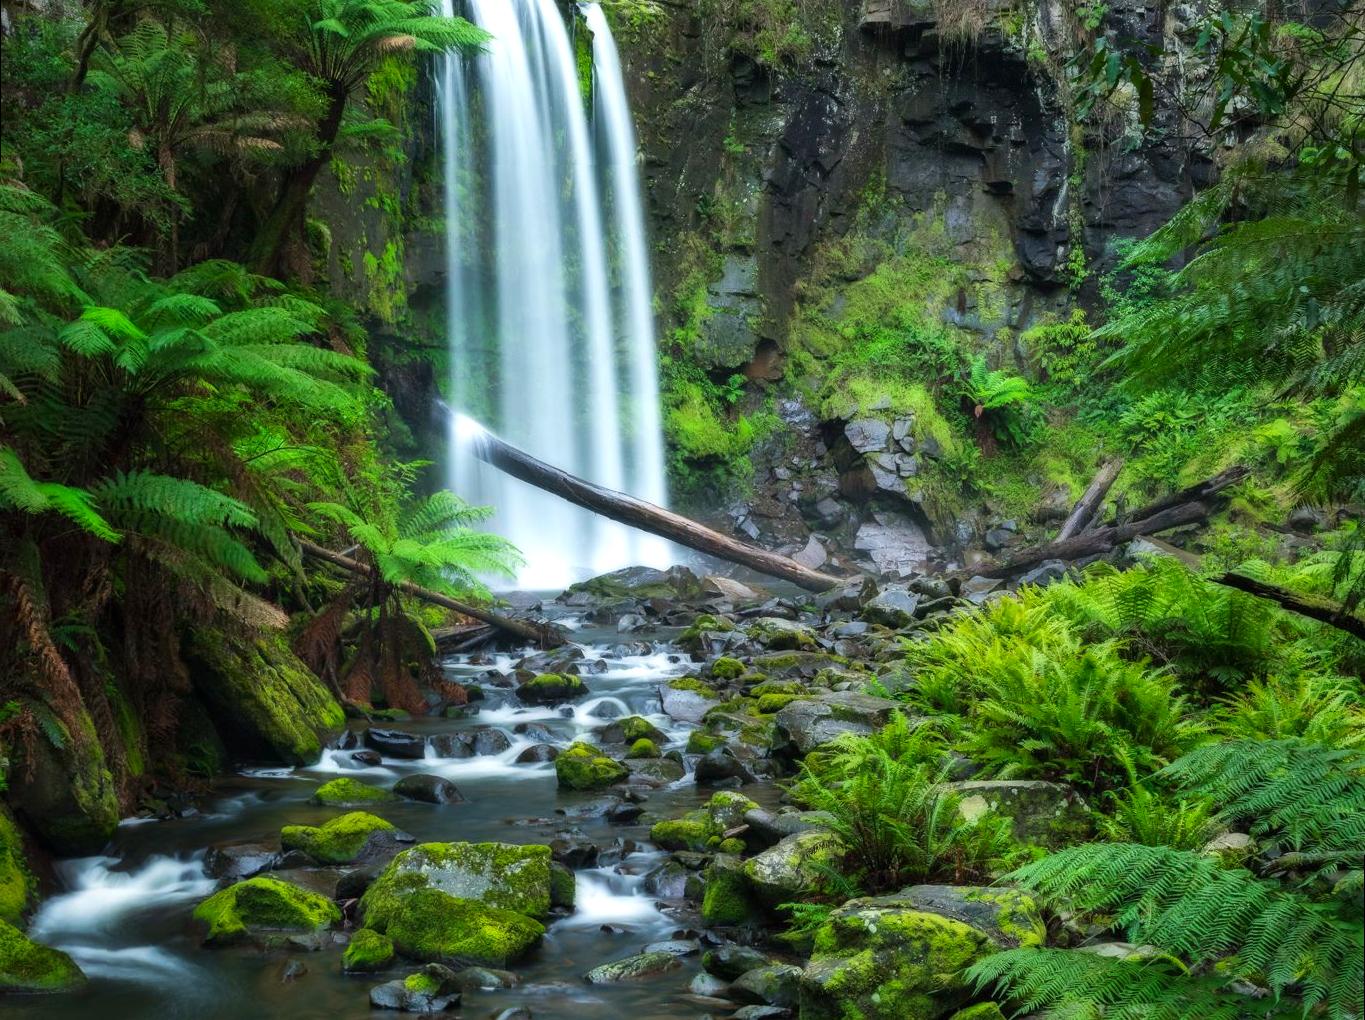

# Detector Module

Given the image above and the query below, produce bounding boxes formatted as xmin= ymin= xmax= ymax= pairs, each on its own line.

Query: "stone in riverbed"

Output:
xmin=343 ymin=928 xmax=395 ymax=972
xmin=583 ymin=950 xmax=682 ymax=983
xmin=369 ymin=963 xmax=462 ymax=1012
xmin=516 ymin=673 xmax=588 ymax=705
xmin=516 ymin=743 xmax=559 ymax=763
xmin=203 ymin=841 xmax=278 ymax=881
xmin=732 ymin=963 xmax=803 ymax=1008
xmin=0 ymin=919 xmax=86 ymax=993
xmin=742 ymin=830 xmax=844 ymax=906
xmin=361 ymin=841 xmax=552 ymax=919
xmin=311 ymin=777 xmax=397 ymax=807
xmin=694 ymin=746 xmax=755 ymax=787
xmin=555 ymin=741 xmax=629 ymax=790
xmin=649 ymin=791 xmax=758 ymax=852
xmin=702 ymin=944 xmax=772 ymax=980
xmin=392 ymin=774 xmax=464 ymax=805
xmin=860 ymin=585 xmax=921 ymax=627
xmin=192 ymin=876 xmax=340 ymax=947
xmin=364 ymin=728 xmax=427 ymax=760
xmin=772 ymin=691 xmax=906 ymax=755
xmin=659 ymin=677 xmax=721 ymax=723
xmin=745 ymin=617 xmax=817 ymax=651
xmin=280 ymin=811 xmax=405 ymax=865
xmin=798 ymin=886 xmax=1044 ymax=1020
xmin=599 ymin=715 xmax=666 ymax=745
xmin=358 ymin=890 xmax=544 ymax=968
xmin=701 ymin=854 xmax=761 ymax=926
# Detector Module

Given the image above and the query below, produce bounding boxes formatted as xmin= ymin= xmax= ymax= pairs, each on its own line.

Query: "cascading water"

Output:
xmin=441 ymin=0 xmax=670 ymax=588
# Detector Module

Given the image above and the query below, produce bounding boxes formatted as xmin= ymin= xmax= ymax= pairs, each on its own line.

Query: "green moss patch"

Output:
xmin=555 ymin=742 xmax=628 ymax=791
xmin=362 ymin=842 xmax=552 ymax=919
xmin=0 ymin=809 xmax=36 ymax=927
xmin=360 ymin=886 xmax=544 ymax=968
xmin=0 ymin=920 xmax=85 ymax=993
xmin=342 ymin=928 xmax=394 ymax=972
xmin=311 ymin=777 xmax=397 ymax=807
xmin=192 ymin=877 xmax=340 ymax=946
xmin=280 ymin=811 xmax=395 ymax=864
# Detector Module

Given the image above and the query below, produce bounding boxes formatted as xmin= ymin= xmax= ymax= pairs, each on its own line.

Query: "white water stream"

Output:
xmin=441 ymin=0 xmax=671 ymax=588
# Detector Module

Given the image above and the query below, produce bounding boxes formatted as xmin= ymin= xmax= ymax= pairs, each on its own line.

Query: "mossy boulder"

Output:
xmin=625 ymin=738 xmax=659 ymax=759
xmin=280 ymin=811 xmax=397 ymax=865
xmin=362 ymin=842 xmax=552 ymax=919
xmin=686 ymin=731 xmax=725 ymax=754
xmin=583 ymin=950 xmax=682 ymax=983
xmin=604 ymin=715 xmax=666 ymax=744
xmin=799 ymin=886 xmax=1045 ymax=1020
xmin=772 ymin=691 xmax=906 ymax=755
xmin=5 ymin=703 xmax=118 ymax=855
xmin=516 ymin=673 xmax=588 ymax=706
xmin=701 ymin=855 xmax=761 ymax=926
xmin=358 ymin=887 xmax=544 ymax=968
xmin=566 ymin=565 xmax=702 ymax=601
xmin=343 ymin=928 xmax=395 ymax=972
xmin=710 ymin=656 xmax=746 ymax=680
xmin=742 ymin=830 xmax=844 ymax=906
xmin=660 ymin=677 xmax=721 ymax=724
xmin=369 ymin=962 xmax=462 ymax=1012
xmin=555 ymin=742 xmax=628 ymax=790
xmin=0 ymin=920 xmax=85 ymax=993
xmin=947 ymin=780 xmax=1091 ymax=848
xmin=188 ymin=630 xmax=344 ymax=766
xmin=311 ymin=777 xmax=397 ymax=807
xmin=0 ymin=809 xmax=37 ymax=926
xmin=192 ymin=876 xmax=340 ymax=946
xmin=649 ymin=791 xmax=758 ymax=852
xmin=745 ymin=617 xmax=818 ymax=651
xmin=949 ymin=1004 xmax=1008 ymax=1020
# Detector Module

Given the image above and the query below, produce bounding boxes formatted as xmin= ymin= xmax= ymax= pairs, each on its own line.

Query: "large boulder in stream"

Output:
xmin=362 ymin=842 xmax=553 ymax=919
xmin=799 ymin=886 xmax=1044 ymax=1020
xmin=555 ymin=741 xmax=628 ymax=790
xmin=311 ymin=777 xmax=397 ymax=807
xmin=0 ymin=920 xmax=86 ymax=993
xmin=742 ymin=830 xmax=844 ymax=905
xmin=772 ymin=691 xmax=906 ymax=755
xmin=583 ymin=950 xmax=682 ymax=983
xmin=516 ymin=673 xmax=588 ymax=705
xmin=946 ymin=780 xmax=1091 ymax=848
xmin=369 ymin=963 xmax=462 ymax=1012
xmin=0 ymin=808 xmax=37 ymax=926
xmin=280 ymin=811 xmax=406 ymax=865
xmin=192 ymin=876 xmax=341 ymax=947
xmin=563 ymin=565 xmax=703 ymax=602
xmin=186 ymin=630 xmax=344 ymax=766
xmin=659 ymin=677 xmax=721 ymax=724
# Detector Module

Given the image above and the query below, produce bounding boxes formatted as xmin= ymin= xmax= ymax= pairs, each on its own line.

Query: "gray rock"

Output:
xmin=742 ymin=808 xmax=831 ymax=849
xmin=860 ymin=585 xmax=920 ymax=627
xmin=369 ymin=964 xmax=462 ymax=1012
xmin=948 ymin=779 xmax=1091 ymax=847
xmin=1288 ymin=505 xmax=1326 ymax=532
xmin=1017 ymin=559 xmax=1067 ymax=588
xmin=204 ymin=842 xmax=278 ymax=881
xmin=854 ymin=512 xmax=933 ymax=577
xmin=959 ymin=575 xmax=1004 ymax=604
xmin=983 ymin=527 xmax=1017 ymax=551
xmin=617 ymin=613 xmax=648 ymax=634
xmin=731 ymin=964 xmax=803 ymax=1007
xmin=730 ymin=1008 xmax=792 ymax=1019
xmin=742 ymin=830 xmax=844 ymax=905
xmin=689 ymin=971 xmax=731 ymax=998
xmin=583 ymin=950 xmax=682 ymax=984
xmin=845 ymin=418 xmax=891 ymax=453
xmin=694 ymin=747 xmax=756 ymax=788
xmin=491 ymin=1010 xmax=533 ymax=1020
xmin=392 ymin=774 xmax=464 ymax=804
xmin=364 ymin=728 xmax=427 ymax=760
xmin=450 ymin=965 xmax=518 ymax=990
xmin=792 ymin=535 xmax=828 ymax=570
xmin=702 ymin=944 xmax=772 ymax=980
xmin=773 ymin=691 xmax=906 ymax=755
xmin=643 ymin=939 xmax=700 ymax=957
xmin=660 ymin=684 xmax=718 ymax=724
xmin=745 ymin=617 xmax=817 ymax=650
xmin=428 ymin=732 xmax=474 ymax=758
xmin=515 ymin=743 xmax=559 ymax=763
xmin=471 ymin=728 xmax=512 ymax=755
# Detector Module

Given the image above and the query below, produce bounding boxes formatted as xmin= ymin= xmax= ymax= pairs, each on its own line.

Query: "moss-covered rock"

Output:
xmin=756 ymin=693 xmax=803 ymax=714
xmin=342 ymin=928 xmax=395 ymax=972
xmin=649 ymin=791 xmax=759 ymax=852
xmin=6 ymin=703 xmax=118 ymax=855
xmin=742 ymin=830 xmax=844 ymax=906
xmin=368 ymin=962 xmax=462 ymax=1011
xmin=0 ymin=809 xmax=37 ymax=927
xmin=686 ymin=730 xmax=725 ymax=754
xmin=0 ymin=920 xmax=85 ymax=993
xmin=555 ymin=742 xmax=628 ymax=790
xmin=311 ymin=777 xmax=397 ymax=807
xmin=660 ymin=676 xmax=722 ymax=724
xmin=947 ymin=780 xmax=1091 ymax=848
xmin=360 ymin=887 xmax=544 ymax=967
xmin=745 ymin=617 xmax=818 ymax=651
xmin=799 ymin=886 xmax=1045 ymax=1020
xmin=280 ymin=811 xmax=396 ymax=865
xmin=625 ymin=738 xmax=659 ymax=759
xmin=187 ymin=630 xmax=344 ymax=766
xmin=516 ymin=673 xmax=588 ymax=705
xmin=616 ymin=716 xmax=666 ymax=744
xmin=679 ymin=614 xmax=737 ymax=649
xmin=701 ymin=855 xmax=761 ymax=926
xmin=949 ymin=1003 xmax=1008 ymax=1020
xmin=362 ymin=842 xmax=552 ymax=919
xmin=583 ymin=949 xmax=682 ymax=983
xmin=192 ymin=876 xmax=341 ymax=946
xmin=549 ymin=862 xmax=576 ymax=910
xmin=710 ymin=656 xmax=746 ymax=680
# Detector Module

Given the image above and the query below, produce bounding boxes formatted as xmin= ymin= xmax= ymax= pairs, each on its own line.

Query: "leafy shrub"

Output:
xmin=1096 ymin=783 xmax=1218 ymax=850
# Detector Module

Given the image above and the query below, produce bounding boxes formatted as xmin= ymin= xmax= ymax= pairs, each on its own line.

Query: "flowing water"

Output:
xmin=11 ymin=627 xmax=768 ymax=1019
xmin=441 ymin=0 xmax=671 ymax=589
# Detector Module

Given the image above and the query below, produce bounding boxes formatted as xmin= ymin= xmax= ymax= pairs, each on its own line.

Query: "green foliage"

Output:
xmin=962 ymin=355 xmax=1039 ymax=447
xmin=1096 ymin=784 xmax=1217 ymax=850
xmin=697 ymin=0 xmax=838 ymax=68
xmin=791 ymin=715 xmax=1017 ymax=891
xmin=1022 ymin=309 xmax=1098 ymax=389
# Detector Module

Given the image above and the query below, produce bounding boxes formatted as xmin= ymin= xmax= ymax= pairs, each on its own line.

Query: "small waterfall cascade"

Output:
xmin=440 ymin=0 xmax=670 ymax=589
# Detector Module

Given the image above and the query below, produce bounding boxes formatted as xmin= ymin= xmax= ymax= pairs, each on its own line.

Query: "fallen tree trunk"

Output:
xmin=299 ymin=539 xmax=565 ymax=647
xmin=1057 ymin=459 xmax=1124 ymax=540
xmin=462 ymin=423 xmax=849 ymax=593
xmin=1212 ymin=572 xmax=1365 ymax=641
xmin=956 ymin=467 xmax=1252 ymax=581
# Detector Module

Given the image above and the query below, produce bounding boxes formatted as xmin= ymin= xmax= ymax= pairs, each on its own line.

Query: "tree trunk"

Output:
xmin=251 ymin=84 xmax=349 ymax=277
xmin=1212 ymin=572 xmax=1365 ymax=641
xmin=298 ymin=539 xmax=565 ymax=647
xmin=1057 ymin=458 xmax=1124 ymax=540
xmin=462 ymin=423 xmax=850 ymax=592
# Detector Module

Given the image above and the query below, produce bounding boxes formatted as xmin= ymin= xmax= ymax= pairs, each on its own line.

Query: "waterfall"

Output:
xmin=440 ymin=0 xmax=670 ymax=589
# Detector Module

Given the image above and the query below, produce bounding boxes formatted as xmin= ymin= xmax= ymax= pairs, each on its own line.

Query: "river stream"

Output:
xmin=13 ymin=622 xmax=764 ymax=1019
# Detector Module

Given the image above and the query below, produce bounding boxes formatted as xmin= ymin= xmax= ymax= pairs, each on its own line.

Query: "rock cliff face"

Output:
xmin=611 ymin=0 xmax=1212 ymax=573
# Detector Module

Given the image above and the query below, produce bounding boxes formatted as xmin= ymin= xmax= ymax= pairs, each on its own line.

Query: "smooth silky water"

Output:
xmin=10 ymin=622 xmax=775 ymax=1019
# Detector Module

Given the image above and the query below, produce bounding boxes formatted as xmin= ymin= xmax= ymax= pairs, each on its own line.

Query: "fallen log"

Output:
xmin=460 ymin=419 xmax=849 ymax=593
xmin=298 ymin=539 xmax=565 ymax=647
xmin=1057 ymin=459 xmax=1124 ymax=540
xmin=955 ymin=466 xmax=1252 ymax=581
xmin=1212 ymin=572 xmax=1365 ymax=641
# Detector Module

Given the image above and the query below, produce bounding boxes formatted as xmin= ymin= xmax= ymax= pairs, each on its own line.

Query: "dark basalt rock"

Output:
xmin=392 ymin=774 xmax=464 ymax=804
xmin=363 ymin=728 xmax=426 ymax=760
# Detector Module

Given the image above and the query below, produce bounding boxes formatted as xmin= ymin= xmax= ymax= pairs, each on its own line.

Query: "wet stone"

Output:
xmin=363 ymin=728 xmax=427 ymax=760
xmin=392 ymin=774 xmax=464 ymax=805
